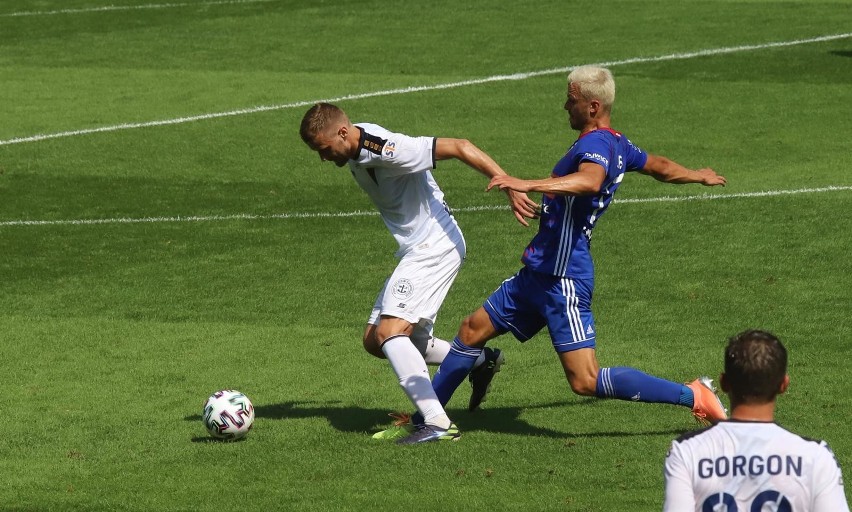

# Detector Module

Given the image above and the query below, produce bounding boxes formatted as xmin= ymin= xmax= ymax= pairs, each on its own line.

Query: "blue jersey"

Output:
xmin=521 ymin=128 xmax=648 ymax=278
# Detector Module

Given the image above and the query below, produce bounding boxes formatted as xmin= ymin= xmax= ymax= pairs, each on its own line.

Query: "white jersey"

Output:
xmin=664 ymin=420 xmax=849 ymax=512
xmin=349 ymin=123 xmax=463 ymax=256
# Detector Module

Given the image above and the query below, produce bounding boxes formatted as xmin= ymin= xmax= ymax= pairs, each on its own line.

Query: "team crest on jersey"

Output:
xmin=384 ymin=141 xmax=396 ymax=157
xmin=391 ymin=278 xmax=414 ymax=300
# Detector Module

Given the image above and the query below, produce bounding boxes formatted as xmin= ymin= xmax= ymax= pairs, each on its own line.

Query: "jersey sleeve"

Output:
xmin=663 ymin=441 xmax=698 ymax=512
xmin=370 ymin=130 xmax=435 ymax=174
xmin=812 ymin=442 xmax=850 ymax=512
xmin=575 ymin=134 xmax=614 ymax=170
xmin=624 ymin=137 xmax=648 ymax=172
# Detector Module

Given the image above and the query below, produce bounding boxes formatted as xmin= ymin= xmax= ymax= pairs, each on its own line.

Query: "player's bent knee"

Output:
xmin=458 ymin=315 xmax=476 ymax=340
xmin=567 ymin=374 xmax=598 ymax=396
xmin=362 ymin=330 xmax=386 ymax=359
xmin=457 ymin=309 xmax=494 ymax=347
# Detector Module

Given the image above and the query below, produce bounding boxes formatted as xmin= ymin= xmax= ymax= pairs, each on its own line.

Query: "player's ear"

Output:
xmin=778 ymin=374 xmax=790 ymax=395
xmin=589 ymin=99 xmax=601 ymax=116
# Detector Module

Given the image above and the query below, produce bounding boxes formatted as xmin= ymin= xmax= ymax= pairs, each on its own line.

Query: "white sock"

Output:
xmin=411 ymin=331 xmax=485 ymax=368
xmin=381 ymin=336 xmax=451 ymax=428
xmin=411 ymin=335 xmax=451 ymax=365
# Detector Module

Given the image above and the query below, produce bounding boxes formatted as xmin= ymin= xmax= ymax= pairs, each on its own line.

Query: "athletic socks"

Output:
xmin=678 ymin=385 xmax=695 ymax=408
xmin=410 ymin=331 xmax=484 ymax=368
xmin=431 ymin=337 xmax=482 ymax=407
xmin=420 ymin=337 xmax=452 ymax=366
xmin=595 ymin=366 xmax=683 ymax=405
xmin=381 ymin=335 xmax=450 ymax=429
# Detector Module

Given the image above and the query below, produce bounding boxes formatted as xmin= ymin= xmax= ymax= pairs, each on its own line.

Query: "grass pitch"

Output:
xmin=1 ymin=1 xmax=851 ymax=510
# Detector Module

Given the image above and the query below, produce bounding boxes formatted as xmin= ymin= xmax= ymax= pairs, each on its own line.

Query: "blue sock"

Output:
xmin=678 ymin=386 xmax=694 ymax=408
xmin=595 ymin=367 xmax=682 ymax=404
xmin=432 ymin=337 xmax=481 ymax=403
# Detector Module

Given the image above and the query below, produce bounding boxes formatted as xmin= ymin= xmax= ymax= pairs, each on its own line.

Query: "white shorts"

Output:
xmin=368 ymin=238 xmax=466 ymax=327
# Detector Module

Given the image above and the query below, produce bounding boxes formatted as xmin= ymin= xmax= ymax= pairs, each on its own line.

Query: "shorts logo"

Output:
xmin=391 ymin=278 xmax=414 ymax=300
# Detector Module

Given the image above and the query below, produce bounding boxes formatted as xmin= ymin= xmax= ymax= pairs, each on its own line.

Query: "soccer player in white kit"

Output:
xmin=663 ymin=330 xmax=849 ymax=511
xmin=299 ymin=103 xmax=538 ymax=444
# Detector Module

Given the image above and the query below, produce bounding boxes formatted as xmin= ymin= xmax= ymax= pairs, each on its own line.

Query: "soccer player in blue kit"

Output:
xmin=397 ymin=66 xmax=729 ymax=444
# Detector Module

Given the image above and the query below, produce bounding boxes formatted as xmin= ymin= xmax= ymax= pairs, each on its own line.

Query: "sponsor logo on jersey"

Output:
xmin=384 ymin=141 xmax=396 ymax=157
xmin=391 ymin=278 xmax=414 ymax=300
xmin=583 ymin=152 xmax=609 ymax=166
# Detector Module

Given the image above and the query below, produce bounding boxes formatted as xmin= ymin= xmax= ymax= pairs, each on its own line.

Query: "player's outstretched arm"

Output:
xmin=641 ymin=154 xmax=727 ymax=186
xmin=435 ymin=138 xmax=539 ymax=226
xmin=488 ymin=162 xmax=605 ymax=197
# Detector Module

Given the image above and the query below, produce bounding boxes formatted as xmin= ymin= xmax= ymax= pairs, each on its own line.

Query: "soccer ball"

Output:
xmin=202 ymin=390 xmax=255 ymax=440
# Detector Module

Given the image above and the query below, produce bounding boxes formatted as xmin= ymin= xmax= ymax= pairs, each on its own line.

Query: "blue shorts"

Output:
xmin=483 ymin=267 xmax=596 ymax=353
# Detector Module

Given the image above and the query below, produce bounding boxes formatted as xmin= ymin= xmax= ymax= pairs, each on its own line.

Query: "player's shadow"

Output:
xmin=210 ymin=400 xmax=689 ymax=439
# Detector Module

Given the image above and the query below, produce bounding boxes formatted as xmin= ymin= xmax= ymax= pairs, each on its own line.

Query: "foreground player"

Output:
xmin=398 ymin=66 xmax=728 ymax=444
xmin=663 ymin=330 xmax=849 ymax=511
xmin=299 ymin=103 xmax=537 ymax=444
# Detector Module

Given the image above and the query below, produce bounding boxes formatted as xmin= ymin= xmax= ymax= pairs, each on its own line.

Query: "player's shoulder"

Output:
xmin=765 ymin=421 xmax=829 ymax=446
xmin=353 ymin=123 xmax=396 ymax=158
xmin=670 ymin=420 xmax=780 ymax=445
xmin=788 ymin=430 xmax=838 ymax=458
xmin=357 ymin=122 xmax=422 ymax=141
xmin=356 ymin=122 xmax=388 ymax=135
xmin=575 ymin=128 xmax=612 ymax=146
xmin=573 ymin=127 xmax=636 ymax=153
xmin=671 ymin=423 xmax=717 ymax=445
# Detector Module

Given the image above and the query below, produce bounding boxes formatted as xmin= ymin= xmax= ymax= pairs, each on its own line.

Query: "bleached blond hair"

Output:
xmin=567 ymin=66 xmax=615 ymax=111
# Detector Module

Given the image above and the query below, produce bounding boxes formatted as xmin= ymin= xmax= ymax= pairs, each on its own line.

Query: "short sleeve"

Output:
xmin=377 ymin=132 xmax=435 ymax=174
xmin=812 ymin=442 xmax=850 ymax=512
xmin=624 ymin=137 xmax=648 ymax=171
xmin=663 ymin=441 xmax=697 ymax=512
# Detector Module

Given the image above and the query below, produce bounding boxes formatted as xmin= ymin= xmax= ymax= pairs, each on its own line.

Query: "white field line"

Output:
xmin=0 ymin=0 xmax=274 ymax=17
xmin=0 ymin=32 xmax=849 ymax=147
xmin=1 ymin=185 xmax=849 ymax=228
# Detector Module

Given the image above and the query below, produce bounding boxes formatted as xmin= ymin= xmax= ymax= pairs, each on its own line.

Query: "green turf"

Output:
xmin=1 ymin=1 xmax=851 ymax=510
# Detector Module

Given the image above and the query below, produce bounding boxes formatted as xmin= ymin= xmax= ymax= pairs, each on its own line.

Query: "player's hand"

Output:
xmin=487 ymin=176 xmax=538 ymax=226
xmin=487 ymin=175 xmax=531 ymax=193
xmin=696 ymin=168 xmax=727 ymax=187
xmin=506 ymin=190 xmax=539 ymax=227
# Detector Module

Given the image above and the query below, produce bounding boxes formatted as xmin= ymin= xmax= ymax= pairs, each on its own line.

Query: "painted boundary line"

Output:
xmin=1 ymin=32 xmax=849 ymax=147
xmin=2 ymin=185 xmax=849 ymax=228
xmin=0 ymin=0 xmax=274 ymax=17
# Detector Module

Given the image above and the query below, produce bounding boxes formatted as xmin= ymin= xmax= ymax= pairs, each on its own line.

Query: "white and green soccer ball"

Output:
xmin=202 ymin=390 xmax=255 ymax=440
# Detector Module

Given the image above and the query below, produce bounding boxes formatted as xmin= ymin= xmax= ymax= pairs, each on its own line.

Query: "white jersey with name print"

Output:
xmin=664 ymin=420 xmax=849 ymax=512
xmin=349 ymin=123 xmax=463 ymax=256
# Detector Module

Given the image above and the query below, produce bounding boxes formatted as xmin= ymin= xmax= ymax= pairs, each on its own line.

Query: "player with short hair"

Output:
xmin=663 ymin=330 xmax=849 ymax=511
xmin=299 ymin=103 xmax=538 ymax=444
xmin=396 ymin=66 xmax=729 ymax=444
